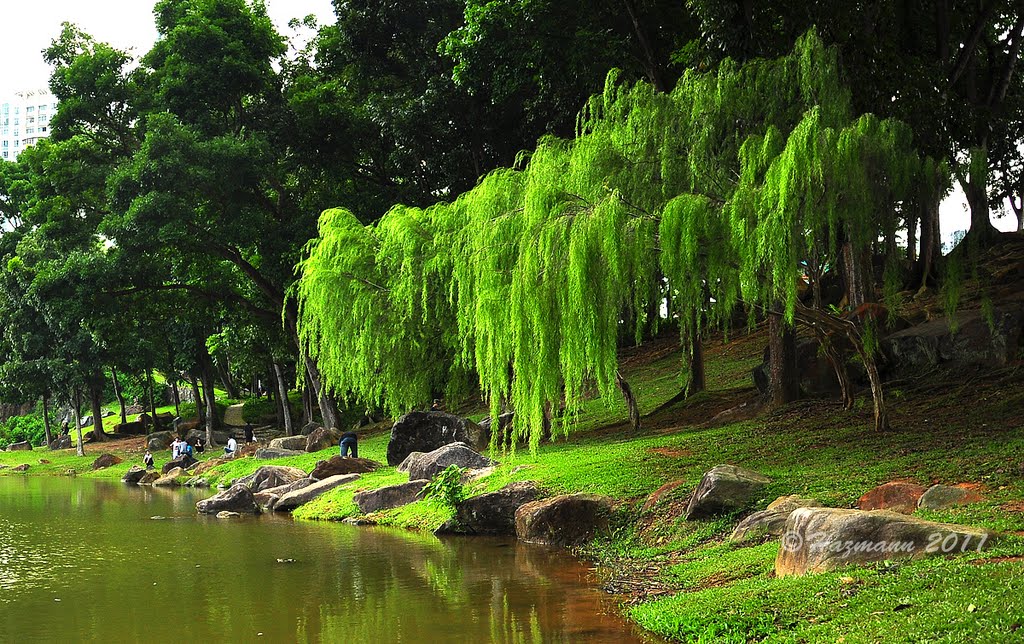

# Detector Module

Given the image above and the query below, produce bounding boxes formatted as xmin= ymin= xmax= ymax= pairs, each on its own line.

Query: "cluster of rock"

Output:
xmin=645 ymin=463 xmax=996 ymax=577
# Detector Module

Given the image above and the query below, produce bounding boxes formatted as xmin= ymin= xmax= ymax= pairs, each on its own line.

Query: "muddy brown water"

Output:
xmin=0 ymin=476 xmax=655 ymax=642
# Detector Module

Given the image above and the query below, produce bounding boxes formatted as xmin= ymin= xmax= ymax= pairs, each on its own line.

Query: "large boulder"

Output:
xmin=396 ymin=452 xmax=424 ymax=473
xmin=775 ymin=507 xmax=995 ymax=576
xmin=254 ymin=447 xmax=305 ymax=460
xmin=274 ymin=474 xmax=361 ymax=512
xmin=751 ymin=338 xmax=867 ymax=399
xmin=192 ymin=458 xmax=229 ymax=476
xmin=196 ymin=484 xmax=260 ymax=515
xmin=161 ymin=454 xmax=197 ymax=474
xmin=122 ymin=465 xmax=148 ymax=484
xmin=137 ymin=471 xmax=160 ymax=485
xmin=80 ymin=415 xmax=93 ymax=428
xmin=730 ymin=495 xmax=822 ymax=543
xmin=386 ymin=411 xmax=490 ymax=466
xmin=147 ymin=431 xmax=174 ymax=451
xmin=153 ymin=467 xmax=185 ymax=487
xmin=305 ymin=426 xmax=342 ymax=453
xmin=91 ymin=453 xmax=123 ymax=470
xmin=406 ymin=443 xmax=496 ymax=481
xmin=299 ymin=422 xmax=322 ymax=436
xmin=113 ymin=421 xmax=146 ymax=436
xmin=918 ymin=484 xmax=985 ymax=511
xmin=353 ymin=480 xmax=429 ymax=513
xmin=445 ymin=481 xmax=543 ymax=535
xmin=48 ymin=435 xmax=72 ymax=450
xmin=882 ymin=306 xmax=1024 ymax=375
xmin=256 ymin=478 xmax=315 ymax=510
xmin=185 ymin=429 xmax=231 ymax=446
xmin=269 ymin=435 xmax=308 ymax=451
xmin=247 ymin=465 xmax=308 ymax=492
xmin=515 ymin=494 xmax=613 ymax=546
xmin=858 ymin=481 xmax=928 ymax=514
xmin=9 ymin=440 xmax=32 ymax=451
xmin=310 ymin=456 xmax=381 ymax=480
xmin=12 ymin=463 xmax=30 ymax=472
xmin=685 ymin=465 xmax=771 ymax=520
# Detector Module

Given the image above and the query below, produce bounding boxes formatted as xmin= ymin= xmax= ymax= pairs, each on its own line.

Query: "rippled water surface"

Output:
xmin=0 ymin=476 xmax=651 ymax=643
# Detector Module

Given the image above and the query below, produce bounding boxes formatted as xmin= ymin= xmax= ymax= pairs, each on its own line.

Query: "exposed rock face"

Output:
xmin=274 ymin=474 xmax=361 ymax=512
xmin=245 ymin=465 xmax=308 ymax=492
xmin=405 ymin=443 xmax=496 ymax=481
xmin=269 ymin=435 xmax=308 ymax=451
xmin=310 ymin=456 xmax=381 ymax=480
xmin=12 ymin=463 xmax=30 ymax=472
xmin=253 ymin=492 xmax=280 ymax=510
xmin=858 ymin=482 xmax=928 ymax=514
xmin=91 ymin=453 xmax=123 ymax=470
xmin=153 ymin=467 xmax=185 ymax=486
xmin=196 ymin=484 xmax=260 ymax=515
xmin=918 ymin=484 xmax=985 ymax=510
xmin=9 ymin=441 xmax=32 ymax=451
xmin=447 ymin=481 xmax=542 ymax=535
xmin=122 ymin=465 xmax=148 ymax=484
xmin=299 ymin=422 xmax=322 ymax=436
xmin=305 ymin=427 xmax=342 ymax=453
xmin=147 ymin=431 xmax=174 ymax=451
xmin=775 ymin=507 xmax=994 ymax=577
xmin=685 ymin=465 xmax=771 ymax=520
xmin=515 ymin=494 xmax=613 ymax=546
xmin=353 ymin=480 xmax=429 ymax=513
xmin=730 ymin=495 xmax=822 ymax=543
xmin=216 ymin=511 xmax=241 ymax=519
xmin=882 ymin=306 xmax=1024 ymax=375
xmin=386 ymin=411 xmax=490 ymax=466
xmin=183 ymin=476 xmax=210 ymax=488
xmin=254 ymin=447 xmax=305 ymax=460
xmin=161 ymin=454 xmax=197 ymax=474
xmin=396 ymin=452 xmax=424 ymax=473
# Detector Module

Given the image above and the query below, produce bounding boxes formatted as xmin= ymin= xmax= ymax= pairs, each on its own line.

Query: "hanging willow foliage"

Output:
xmin=296 ymin=29 xmax=923 ymax=446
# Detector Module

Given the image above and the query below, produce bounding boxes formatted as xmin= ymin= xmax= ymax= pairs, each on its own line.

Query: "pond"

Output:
xmin=0 ymin=476 xmax=654 ymax=642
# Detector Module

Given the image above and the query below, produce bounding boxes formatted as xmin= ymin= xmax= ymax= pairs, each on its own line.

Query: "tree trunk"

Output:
xmin=273 ymin=362 xmax=294 ymax=436
xmin=301 ymin=370 xmax=314 ymax=426
xmin=304 ymin=355 xmax=340 ymax=429
xmin=170 ymin=380 xmax=181 ymax=418
xmin=860 ymin=346 xmax=890 ymax=432
xmin=42 ymin=392 xmax=53 ymax=448
xmin=200 ymin=360 xmax=219 ymax=447
xmin=615 ymin=371 xmax=641 ymax=432
xmin=189 ymin=374 xmax=205 ymax=423
xmin=917 ymin=197 xmax=942 ymax=288
xmin=215 ymin=359 xmax=240 ymax=399
xmin=145 ymin=369 xmax=157 ymax=433
xmin=812 ymin=327 xmax=854 ymax=409
xmin=73 ymin=389 xmax=84 ymax=457
xmin=768 ymin=314 xmax=799 ymax=406
xmin=111 ymin=368 xmax=127 ymax=425
xmin=687 ymin=331 xmax=706 ymax=395
xmin=906 ymin=210 xmax=918 ymax=263
xmin=88 ymin=372 xmax=106 ymax=442
xmin=842 ymin=241 xmax=870 ymax=309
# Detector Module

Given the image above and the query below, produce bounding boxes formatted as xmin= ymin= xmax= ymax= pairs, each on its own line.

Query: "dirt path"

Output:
xmin=223 ymin=403 xmax=245 ymax=427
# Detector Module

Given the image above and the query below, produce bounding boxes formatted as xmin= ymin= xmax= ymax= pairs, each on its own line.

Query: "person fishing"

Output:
xmin=143 ymin=451 xmax=155 ymax=470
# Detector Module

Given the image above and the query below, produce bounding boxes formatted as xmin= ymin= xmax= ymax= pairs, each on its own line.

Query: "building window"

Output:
xmin=26 ymin=106 xmax=34 ymax=113
xmin=39 ymin=126 xmax=47 ymax=133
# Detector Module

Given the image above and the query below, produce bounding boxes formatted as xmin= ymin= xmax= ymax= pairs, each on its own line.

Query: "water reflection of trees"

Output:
xmin=0 ymin=479 xmax=642 ymax=643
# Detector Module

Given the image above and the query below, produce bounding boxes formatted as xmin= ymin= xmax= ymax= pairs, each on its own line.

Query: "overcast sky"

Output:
xmin=0 ymin=0 xmax=1014 ymax=241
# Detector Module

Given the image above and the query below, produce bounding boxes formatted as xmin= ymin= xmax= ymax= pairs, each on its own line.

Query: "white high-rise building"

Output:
xmin=0 ymin=88 xmax=58 ymax=161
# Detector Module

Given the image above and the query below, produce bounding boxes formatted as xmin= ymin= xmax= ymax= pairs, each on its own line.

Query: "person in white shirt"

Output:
xmin=224 ymin=436 xmax=238 ymax=457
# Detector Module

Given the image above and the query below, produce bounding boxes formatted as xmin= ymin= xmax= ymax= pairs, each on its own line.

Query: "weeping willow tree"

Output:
xmin=296 ymin=29 xmax=924 ymax=446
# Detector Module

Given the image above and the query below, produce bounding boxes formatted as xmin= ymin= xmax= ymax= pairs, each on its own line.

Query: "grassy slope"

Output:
xmin=2 ymin=324 xmax=1022 ymax=642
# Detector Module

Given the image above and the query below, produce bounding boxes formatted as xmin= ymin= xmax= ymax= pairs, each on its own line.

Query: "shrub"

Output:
xmin=0 ymin=414 xmax=47 ymax=448
xmin=421 ymin=465 xmax=466 ymax=508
